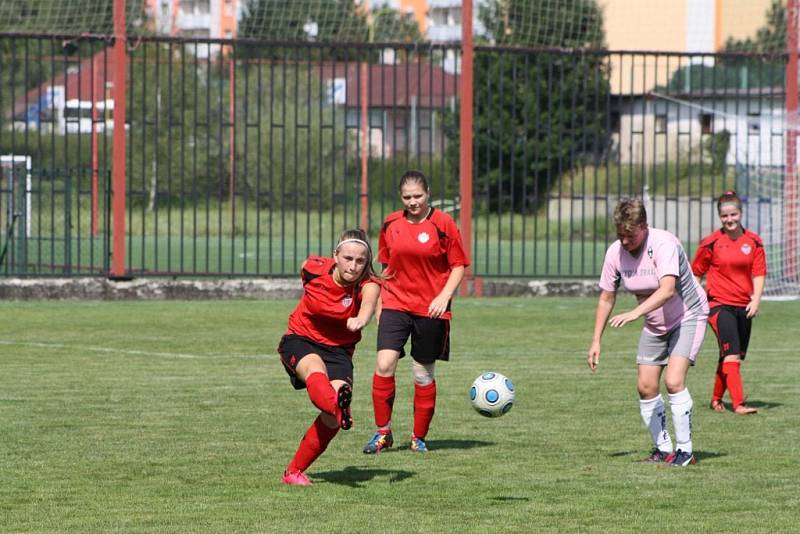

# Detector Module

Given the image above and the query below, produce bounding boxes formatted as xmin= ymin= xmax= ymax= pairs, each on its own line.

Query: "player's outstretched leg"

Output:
xmin=284 ymin=415 xmax=339 ymax=485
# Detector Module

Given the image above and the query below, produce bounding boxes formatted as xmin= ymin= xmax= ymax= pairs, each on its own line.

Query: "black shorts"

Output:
xmin=277 ymin=334 xmax=354 ymax=390
xmin=376 ymin=309 xmax=450 ymax=364
xmin=708 ymin=305 xmax=752 ymax=360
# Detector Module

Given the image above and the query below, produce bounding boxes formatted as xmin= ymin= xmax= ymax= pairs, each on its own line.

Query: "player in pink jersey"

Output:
xmin=692 ymin=191 xmax=766 ymax=415
xmin=588 ymin=199 xmax=708 ymax=467
xmin=278 ymin=229 xmax=380 ymax=485
xmin=363 ymin=170 xmax=469 ymax=454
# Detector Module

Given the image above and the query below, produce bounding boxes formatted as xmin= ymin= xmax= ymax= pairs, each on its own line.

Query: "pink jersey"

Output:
xmin=599 ymin=227 xmax=708 ymax=335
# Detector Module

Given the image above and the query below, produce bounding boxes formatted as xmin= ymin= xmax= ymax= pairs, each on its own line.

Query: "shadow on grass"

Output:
xmin=743 ymin=399 xmax=781 ymax=410
xmin=608 ymin=449 xmax=727 ymax=463
xmin=314 ymin=465 xmax=415 ymax=487
xmin=490 ymin=496 xmax=530 ymax=503
xmin=394 ymin=439 xmax=494 ymax=451
xmin=694 ymin=450 xmax=726 ymax=462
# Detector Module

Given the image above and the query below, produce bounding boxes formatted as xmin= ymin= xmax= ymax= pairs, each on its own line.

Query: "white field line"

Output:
xmin=1 ymin=340 xmax=794 ymax=363
xmin=0 ymin=340 xmax=273 ymax=360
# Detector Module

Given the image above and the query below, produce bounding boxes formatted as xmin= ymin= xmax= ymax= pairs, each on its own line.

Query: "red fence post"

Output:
xmin=459 ymin=0 xmax=476 ymax=296
xmin=786 ymin=0 xmax=798 ymax=282
xmin=110 ymin=0 xmax=128 ymax=278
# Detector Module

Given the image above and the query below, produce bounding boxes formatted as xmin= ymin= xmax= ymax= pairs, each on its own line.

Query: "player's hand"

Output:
xmin=428 ymin=294 xmax=450 ymax=319
xmin=347 ymin=317 xmax=366 ymax=332
xmin=587 ymin=342 xmax=601 ymax=372
xmin=746 ymin=300 xmax=760 ymax=318
xmin=608 ymin=310 xmax=639 ymax=328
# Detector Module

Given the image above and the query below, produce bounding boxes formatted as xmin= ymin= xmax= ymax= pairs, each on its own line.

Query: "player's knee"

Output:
xmin=664 ymin=377 xmax=686 ymax=394
xmin=637 ymin=381 xmax=659 ymax=399
xmin=412 ymin=360 xmax=435 ymax=386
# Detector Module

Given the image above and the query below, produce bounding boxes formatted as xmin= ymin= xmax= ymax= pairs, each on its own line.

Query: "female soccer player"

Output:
xmin=363 ymin=170 xmax=469 ymax=454
xmin=692 ymin=191 xmax=766 ymax=415
xmin=587 ymin=198 xmax=709 ymax=467
xmin=278 ymin=229 xmax=380 ymax=485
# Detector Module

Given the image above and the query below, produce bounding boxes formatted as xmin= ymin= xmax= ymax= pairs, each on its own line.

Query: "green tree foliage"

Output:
xmin=238 ymin=0 xmax=369 ymax=43
xmin=664 ymin=0 xmax=787 ymax=92
xmin=723 ymin=0 xmax=786 ymax=54
xmin=371 ymin=8 xmax=423 ymax=43
xmin=126 ymin=44 xmax=228 ymax=208
xmin=445 ymin=0 xmax=610 ymax=212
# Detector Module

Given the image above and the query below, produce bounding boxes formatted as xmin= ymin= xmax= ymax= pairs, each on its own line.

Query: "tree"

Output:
xmin=371 ymin=8 xmax=423 ymax=43
xmin=445 ymin=0 xmax=610 ymax=212
xmin=723 ymin=0 xmax=786 ymax=54
xmin=238 ymin=0 xmax=369 ymax=44
xmin=662 ymin=0 xmax=787 ymax=93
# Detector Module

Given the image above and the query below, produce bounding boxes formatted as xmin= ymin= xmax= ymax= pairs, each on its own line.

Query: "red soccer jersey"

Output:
xmin=378 ymin=208 xmax=469 ymax=319
xmin=286 ymin=256 xmax=371 ymax=349
xmin=692 ymin=228 xmax=767 ymax=308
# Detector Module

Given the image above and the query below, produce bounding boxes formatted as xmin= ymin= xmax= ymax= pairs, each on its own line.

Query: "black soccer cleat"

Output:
xmin=337 ymin=383 xmax=353 ymax=430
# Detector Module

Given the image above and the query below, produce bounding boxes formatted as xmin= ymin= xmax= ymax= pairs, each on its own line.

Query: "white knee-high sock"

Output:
xmin=668 ymin=388 xmax=694 ymax=454
xmin=639 ymin=394 xmax=673 ymax=453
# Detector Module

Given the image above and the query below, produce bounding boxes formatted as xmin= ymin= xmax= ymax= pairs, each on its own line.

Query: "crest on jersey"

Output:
xmin=341 ymin=296 xmax=353 ymax=308
xmin=418 ymin=232 xmax=430 ymax=244
xmin=647 ymin=246 xmax=653 ymax=258
xmin=741 ymin=243 xmax=752 ymax=255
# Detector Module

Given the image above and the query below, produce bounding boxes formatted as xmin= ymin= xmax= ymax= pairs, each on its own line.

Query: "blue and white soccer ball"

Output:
xmin=470 ymin=372 xmax=515 ymax=418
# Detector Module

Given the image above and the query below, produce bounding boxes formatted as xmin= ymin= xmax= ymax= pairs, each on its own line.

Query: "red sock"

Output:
xmin=413 ymin=381 xmax=437 ymax=440
xmin=305 ymin=372 xmax=337 ymax=416
xmin=722 ymin=361 xmax=746 ymax=408
xmin=712 ymin=362 xmax=726 ymax=401
xmin=372 ymin=374 xmax=395 ymax=429
xmin=287 ymin=415 xmax=339 ymax=473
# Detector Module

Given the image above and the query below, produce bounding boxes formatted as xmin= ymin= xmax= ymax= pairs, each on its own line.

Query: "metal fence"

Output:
xmin=0 ymin=34 xmax=794 ymax=279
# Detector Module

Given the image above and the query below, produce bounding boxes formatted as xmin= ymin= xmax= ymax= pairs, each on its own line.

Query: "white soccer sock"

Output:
xmin=639 ymin=394 xmax=673 ymax=453
xmin=668 ymin=388 xmax=694 ymax=454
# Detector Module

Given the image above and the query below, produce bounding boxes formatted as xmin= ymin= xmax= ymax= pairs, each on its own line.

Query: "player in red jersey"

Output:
xmin=692 ymin=191 xmax=766 ymax=415
xmin=363 ymin=170 xmax=469 ymax=454
xmin=278 ymin=229 xmax=380 ymax=485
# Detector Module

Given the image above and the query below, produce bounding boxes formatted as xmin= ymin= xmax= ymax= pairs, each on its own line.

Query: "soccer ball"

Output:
xmin=470 ymin=372 xmax=515 ymax=418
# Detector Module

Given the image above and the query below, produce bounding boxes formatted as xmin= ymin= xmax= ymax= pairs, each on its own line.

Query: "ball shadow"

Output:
xmin=313 ymin=465 xmax=415 ymax=487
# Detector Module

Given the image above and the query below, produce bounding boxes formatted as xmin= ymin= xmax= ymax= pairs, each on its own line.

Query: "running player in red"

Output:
xmin=363 ymin=170 xmax=469 ymax=454
xmin=692 ymin=191 xmax=766 ymax=415
xmin=278 ymin=229 xmax=380 ymax=485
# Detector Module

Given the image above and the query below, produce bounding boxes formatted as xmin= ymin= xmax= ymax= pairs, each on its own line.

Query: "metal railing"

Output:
xmin=0 ymin=34 xmax=793 ymax=278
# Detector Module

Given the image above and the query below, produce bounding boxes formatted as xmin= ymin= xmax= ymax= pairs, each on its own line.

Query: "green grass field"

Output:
xmin=1 ymin=297 xmax=798 ymax=532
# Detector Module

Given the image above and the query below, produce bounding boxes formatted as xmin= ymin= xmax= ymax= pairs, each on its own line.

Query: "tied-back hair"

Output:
xmin=613 ymin=198 xmax=648 ymax=232
xmin=717 ymin=190 xmax=743 ymax=214
xmin=399 ymin=169 xmax=430 ymax=192
xmin=335 ymin=228 xmax=380 ymax=285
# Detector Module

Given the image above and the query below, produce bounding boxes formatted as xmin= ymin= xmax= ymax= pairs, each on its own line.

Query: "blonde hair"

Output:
xmin=613 ymin=198 xmax=648 ymax=232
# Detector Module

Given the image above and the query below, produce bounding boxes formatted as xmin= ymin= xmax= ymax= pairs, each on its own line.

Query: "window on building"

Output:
xmin=700 ymin=113 xmax=713 ymax=134
xmin=610 ymin=111 xmax=620 ymax=133
xmin=655 ymin=114 xmax=667 ymax=134
xmin=748 ymin=112 xmax=760 ymax=134
xmin=181 ymin=0 xmax=209 ymax=14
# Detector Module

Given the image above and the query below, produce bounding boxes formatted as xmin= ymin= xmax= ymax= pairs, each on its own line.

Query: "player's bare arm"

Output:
xmin=588 ymin=290 xmax=616 ymax=371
